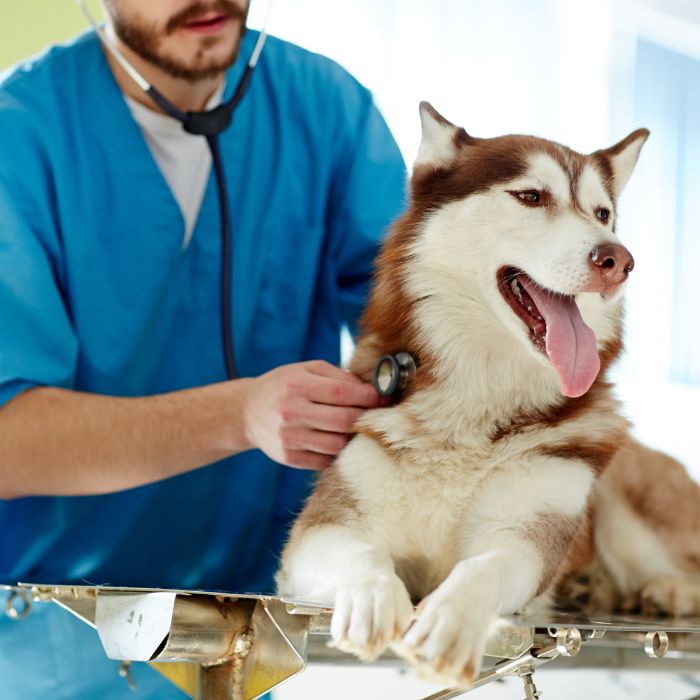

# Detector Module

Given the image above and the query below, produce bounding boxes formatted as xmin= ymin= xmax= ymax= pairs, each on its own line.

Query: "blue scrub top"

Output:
xmin=0 ymin=30 xmax=406 ymax=594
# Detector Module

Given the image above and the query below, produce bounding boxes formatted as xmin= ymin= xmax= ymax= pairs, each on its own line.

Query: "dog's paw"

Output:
xmin=556 ymin=565 xmax=619 ymax=613
xmin=395 ymin=585 xmax=497 ymax=687
xmin=641 ymin=575 xmax=700 ymax=618
xmin=329 ymin=572 xmax=414 ymax=661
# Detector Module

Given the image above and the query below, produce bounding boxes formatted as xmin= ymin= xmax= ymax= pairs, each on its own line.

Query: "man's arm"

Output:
xmin=0 ymin=360 xmax=382 ymax=500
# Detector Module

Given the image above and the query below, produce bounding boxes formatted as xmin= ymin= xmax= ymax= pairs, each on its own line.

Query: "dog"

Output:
xmin=276 ymin=102 xmax=699 ymax=686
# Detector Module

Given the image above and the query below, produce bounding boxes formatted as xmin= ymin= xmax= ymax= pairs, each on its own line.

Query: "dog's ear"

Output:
xmin=593 ymin=129 xmax=650 ymax=198
xmin=415 ymin=102 xmax=471 ymax=169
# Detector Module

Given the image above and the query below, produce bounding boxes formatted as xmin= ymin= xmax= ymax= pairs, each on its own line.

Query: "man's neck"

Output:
xmin=104 ymin=27 xmax=225 ymax=114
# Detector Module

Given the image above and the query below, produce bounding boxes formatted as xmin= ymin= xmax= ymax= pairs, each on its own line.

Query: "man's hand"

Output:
xmin=242 ymin=360 xmax=383 ymax=470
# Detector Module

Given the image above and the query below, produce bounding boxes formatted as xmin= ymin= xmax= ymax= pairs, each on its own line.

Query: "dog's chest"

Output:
xmin=339 ymin=434 xmax=494 ymax=561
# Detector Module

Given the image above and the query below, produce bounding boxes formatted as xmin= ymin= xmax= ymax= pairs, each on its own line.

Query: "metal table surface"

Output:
xmin=4 ymin=583 xmax=700 ymax=699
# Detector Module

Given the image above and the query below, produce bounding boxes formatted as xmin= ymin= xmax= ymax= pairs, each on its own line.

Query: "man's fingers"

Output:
xmin=304 ymin=404 xmax=365 ymax=433
xmin=282 ymin=449 xmax=334 ymax=471
xmin=284 ymin=428 xmax=349 ymax=456
xmin=303 ymin=373 xmax=381 ymax=408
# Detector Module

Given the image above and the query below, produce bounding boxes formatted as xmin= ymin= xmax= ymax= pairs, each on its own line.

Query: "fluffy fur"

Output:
xmin=277 ymin=103 xmax=700 ymax=686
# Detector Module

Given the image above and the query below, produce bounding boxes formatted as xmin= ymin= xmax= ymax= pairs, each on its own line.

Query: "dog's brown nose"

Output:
xmin=589 ymin=243 xmax=634 ymax=287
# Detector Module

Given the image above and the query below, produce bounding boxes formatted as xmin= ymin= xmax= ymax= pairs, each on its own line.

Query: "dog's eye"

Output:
xmin=596 ymin=207 xmax=610 ymax=223
xmin=511 ymin=190 xmax=544 ymax=205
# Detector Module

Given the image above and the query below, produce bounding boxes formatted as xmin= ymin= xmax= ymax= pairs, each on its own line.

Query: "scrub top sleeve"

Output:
xmin=0 ymin=186 xmax=78 ymax=407
xmin=329 ymin=94 xmax=407 ymax=336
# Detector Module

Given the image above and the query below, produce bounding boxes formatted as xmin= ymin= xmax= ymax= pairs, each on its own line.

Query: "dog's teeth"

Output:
xmin=527 ymin=306 xmax=532 ymax=313
xmin=510 ymin=278 xmax=523 ymax=303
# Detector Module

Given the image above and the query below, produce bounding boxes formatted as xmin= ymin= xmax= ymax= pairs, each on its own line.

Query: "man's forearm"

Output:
xmin=0 ymin=382 xmax=253 ymax=499
xmin=0 ymin=360 xmax=384 ymax=499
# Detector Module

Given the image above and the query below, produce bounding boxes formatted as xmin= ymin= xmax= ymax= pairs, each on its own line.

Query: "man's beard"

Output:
xmin=108 ymin=1 xmax=248 ymax=82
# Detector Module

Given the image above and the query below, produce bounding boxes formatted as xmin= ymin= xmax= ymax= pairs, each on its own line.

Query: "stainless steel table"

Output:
xmin=4 ymin=583 xmax=700 ymax=699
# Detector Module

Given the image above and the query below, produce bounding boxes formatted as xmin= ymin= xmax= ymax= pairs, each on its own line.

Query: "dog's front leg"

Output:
xmin=277 ymin=524 xmax=414 ymax=660
xmin=399 ymin=457 xmax=594 ymax=686
xmin=399 ymin=534 xmax=542 ymax=686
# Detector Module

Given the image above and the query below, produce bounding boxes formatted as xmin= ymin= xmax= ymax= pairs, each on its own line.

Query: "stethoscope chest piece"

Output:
xmin=182 ymin=103 xmax=233 ymax=136
xmin=373 ymin=351 xmax=417 ymax=397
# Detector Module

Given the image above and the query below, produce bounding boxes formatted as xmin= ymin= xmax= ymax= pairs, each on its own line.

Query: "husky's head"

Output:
xmin=361 ymin=103 xmax=648 ymax=402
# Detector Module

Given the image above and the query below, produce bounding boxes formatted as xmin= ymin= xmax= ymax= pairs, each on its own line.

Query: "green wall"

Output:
xmin=0 ymin=1 xmax=103 ymax=70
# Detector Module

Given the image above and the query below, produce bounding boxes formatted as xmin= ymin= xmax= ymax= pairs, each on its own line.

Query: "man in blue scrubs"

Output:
xmin=0 ymin=1 xmax=406 ymax=697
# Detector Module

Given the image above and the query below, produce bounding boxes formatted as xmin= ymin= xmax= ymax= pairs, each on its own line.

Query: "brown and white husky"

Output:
xmin=277 ymin=103 xmax=700 ymax=686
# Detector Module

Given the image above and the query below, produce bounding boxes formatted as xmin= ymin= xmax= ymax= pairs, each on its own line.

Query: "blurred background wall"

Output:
xmin=0 ymin=1 xmax=88 ymax=67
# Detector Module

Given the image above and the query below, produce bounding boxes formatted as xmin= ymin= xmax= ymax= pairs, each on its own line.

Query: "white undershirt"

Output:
xmin=125 ymin=82 xmax=226 ymax=249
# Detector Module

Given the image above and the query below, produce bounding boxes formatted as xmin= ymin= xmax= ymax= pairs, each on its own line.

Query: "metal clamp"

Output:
xmin=549 ymin=627 xmax=582 ymax=657
xmin=644 ymin=630 xmax=669 ymax=658
xmin=5 ymin=589 xmax=31 ymax=620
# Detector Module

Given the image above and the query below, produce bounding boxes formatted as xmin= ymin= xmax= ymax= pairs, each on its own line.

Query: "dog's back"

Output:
xmin=557 ymin=438 xmax=700 ymax=616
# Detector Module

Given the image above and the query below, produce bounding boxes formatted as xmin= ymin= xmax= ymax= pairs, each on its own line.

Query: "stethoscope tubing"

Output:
xmin=76 ymin=1 xmax=272 ymax=381
xmin=207 ymin=134 xmax=237 ymax=380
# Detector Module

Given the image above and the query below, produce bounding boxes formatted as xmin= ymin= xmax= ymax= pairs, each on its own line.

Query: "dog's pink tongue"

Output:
xmin=519 ymin=278 xmax=600 ymax=397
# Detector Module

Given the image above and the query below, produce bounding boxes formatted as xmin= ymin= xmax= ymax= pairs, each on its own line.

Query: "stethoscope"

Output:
xmin=77 ymin=1 xmax=271 ymax=380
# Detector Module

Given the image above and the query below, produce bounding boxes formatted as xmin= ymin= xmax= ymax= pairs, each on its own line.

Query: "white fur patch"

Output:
xmin=578 ymin=164 xmax=613 ymax=219
xmin=414 ymin=103 xmax=460 ymax=168
xmin=608 ymin=132 xmax=649 ymax=198
xmin=518 ymin=152 xmax=571 ymax=206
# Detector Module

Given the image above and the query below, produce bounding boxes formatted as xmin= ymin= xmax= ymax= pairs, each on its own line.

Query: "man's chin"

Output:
xmin=113 ymin=15 xmax=245 ymax=83
xmin=147 ymin=42 xmax=242 ymax=82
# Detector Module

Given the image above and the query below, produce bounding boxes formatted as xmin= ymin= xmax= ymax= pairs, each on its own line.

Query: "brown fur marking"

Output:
xmin=523 ymin=513 xmax=583 ymax=596
xmin=291 ymin=467 xmax=359 ymax=535
xmin=355 ymin=423 xmax=401 ymax=456
xmin=559 ymin=506 xmax=597 ymax=578
xmin=395 ymin=554 xmax=436 ymax=603
xmin=490 ymin=381 xmax=614 ymax=442
xmin=536 ymin=439 xmax=621 ymax=476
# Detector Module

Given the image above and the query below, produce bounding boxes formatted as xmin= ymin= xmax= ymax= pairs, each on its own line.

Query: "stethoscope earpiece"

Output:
xmin=373 ymin=352 xmax=417 ymax=397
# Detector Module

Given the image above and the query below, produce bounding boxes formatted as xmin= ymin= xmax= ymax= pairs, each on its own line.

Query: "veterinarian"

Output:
xmin=0 ymin=0 xmax=406 ymax=697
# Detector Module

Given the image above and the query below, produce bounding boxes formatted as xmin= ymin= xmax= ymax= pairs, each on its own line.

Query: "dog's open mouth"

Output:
xmin=497 ymin=267 xmax=601 ymax=398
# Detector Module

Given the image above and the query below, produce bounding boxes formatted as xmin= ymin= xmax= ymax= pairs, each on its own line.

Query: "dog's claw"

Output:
xmin=329 ymin=572 xmax=413 ymax=661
